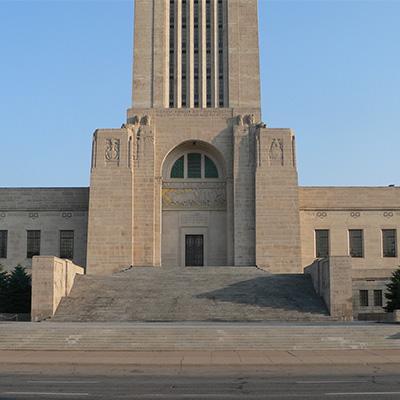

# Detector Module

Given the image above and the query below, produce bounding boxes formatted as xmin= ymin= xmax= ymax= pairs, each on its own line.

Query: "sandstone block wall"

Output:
xmin=299 ymin=187 xmax=400 ymax=270
xmin=31 ymin=256 xmax=84 ymax=321
xmin=305 ymin=256 xmax=353 ymax=320
xmin=255 ymin=128 xmax=301 ymax=273
xmin=86 ymin=129 xmax=134 ymax=275
xmin=0 ymin=188 xmax=88 ymax=270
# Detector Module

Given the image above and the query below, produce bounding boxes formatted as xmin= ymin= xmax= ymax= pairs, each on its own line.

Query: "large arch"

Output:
xmin=161 ymin=140 xmax=228 ymax=267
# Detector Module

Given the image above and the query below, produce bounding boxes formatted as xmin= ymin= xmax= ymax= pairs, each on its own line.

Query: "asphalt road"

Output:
xmin=1 ymin=372 xmax=400 ymax=400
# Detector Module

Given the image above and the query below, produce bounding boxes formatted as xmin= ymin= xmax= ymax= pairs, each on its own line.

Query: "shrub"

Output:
xmin=385 ymin=267 xmax=400 ymax=313
xmin=0 ymin=265 xmax=31 ymax=314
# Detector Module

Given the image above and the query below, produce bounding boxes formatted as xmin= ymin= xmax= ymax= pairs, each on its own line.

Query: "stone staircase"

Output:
xmin=52 ymin=267 xmax=330 ymax=322
xmin=0 ymin=322 xmax=399 ymax=351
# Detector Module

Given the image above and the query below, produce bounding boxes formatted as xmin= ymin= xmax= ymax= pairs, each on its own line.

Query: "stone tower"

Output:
xmin=87 ymin=0 xmax=301 ymax=275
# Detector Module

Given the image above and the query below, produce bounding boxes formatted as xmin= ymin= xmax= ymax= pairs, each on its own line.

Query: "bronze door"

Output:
xmin=185 ymin=235 xmax=204 ymax=266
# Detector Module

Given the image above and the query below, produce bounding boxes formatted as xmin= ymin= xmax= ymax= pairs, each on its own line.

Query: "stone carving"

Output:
xmin=141 ymin=115 xmax=151 ymax=126
xmin=62 ymin=212 xmax=73 ymax=219
xmin=269 ymin=138 xmax=284 ymax=166
xmin=350 ymin=211 xmax=361 ymax=218
xmin=105 ymin=138 xmax=120 ymax=161
xmin=162 ymin=187 xmax=226 ymax=210
xmin=316 ymin=211 xmax=327 ymax=219
xmin=29 ymin=212 xmax=39 ymax=219
xmin=0 ymin=212 xmax=6 ymax=219
xmin=383 ymin=211 xmax=394 ymax=218
xmin=132 ymin=115 xmax=140 ymax=125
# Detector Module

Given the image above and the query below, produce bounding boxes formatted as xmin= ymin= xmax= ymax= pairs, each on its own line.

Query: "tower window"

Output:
xmin=27 ymin=230 xmax=41 ymax=259
xmin=60 ymin=230 xmax=74 ymax=260
xmin=315 ymin=229 xmax=329 ymax=258
xmin=382 ymin=229 xmax=397 ymax=257
xmin=0 ymin=230 xmax=7 ymax=259
xmin=171 ymin=156 xmax=184 ymax=178
xmin=349 ymin=229 xmax=364 ymax=258
xmin=187 ymin=153 xmax=202 ymax=178
xmin=359 ymin=290 xmax=369 ymax=307
xmin=170 ymin=153 xmax=219 ymax=179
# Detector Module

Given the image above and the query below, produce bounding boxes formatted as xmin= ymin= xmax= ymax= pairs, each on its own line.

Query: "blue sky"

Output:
xmin=0 ymin=0 xmax=399 ymax=187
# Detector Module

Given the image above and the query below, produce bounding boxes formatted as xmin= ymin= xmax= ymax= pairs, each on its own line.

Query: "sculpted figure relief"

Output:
xmin=269 ymin=138 xmax=284 ymax=166
xmin=105 ymin=138 xmax=120 ymax=161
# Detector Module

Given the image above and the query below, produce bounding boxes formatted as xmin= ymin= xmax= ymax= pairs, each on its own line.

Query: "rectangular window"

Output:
xmin=60 ymin=230 xmax=74 ymax=260
xmin=349 ymin=229 xmax=364 ymax=258
xmin=27 ymin=230 xmax=40 ymax=259
xmin=374 ymin=290 xmax=383 ymax=307
xmin=315 ymin=230 xmax=329 ymax=258
xmin=382 ymin=229 xmax=397 ymax=257
xmin=0 ymin=230 xmax=7 ymax=259
xmin=359 ymin=290 xmax=369 ymax=307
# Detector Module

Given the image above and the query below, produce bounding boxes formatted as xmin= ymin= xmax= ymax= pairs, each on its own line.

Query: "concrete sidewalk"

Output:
xmin=2 ymin=349 xmax=400 ymax=368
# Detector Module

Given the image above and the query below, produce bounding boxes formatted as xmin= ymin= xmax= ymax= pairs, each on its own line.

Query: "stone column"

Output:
xmin=210 ymin=0 xmax=219 ymax=107
xmin=233 ymin=119 xmax=256 ymax=265
xmin=133 ymin=117 xmax=157 ymax=266
xmin=187 ymin=0 xmax=195 ymax=108
xmin=199 ymin=0 xmax=207 ymax=108
xmin=175 ymin=0 xmax=182 ymax=108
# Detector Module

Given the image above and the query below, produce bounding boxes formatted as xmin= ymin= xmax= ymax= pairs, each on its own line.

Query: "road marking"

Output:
xmin=296 ymin=380 xmax=369 ymax=384
xmin=326 ymin=392 xmax=400 ymax=396
xmin=3 ymin=392 xmax=89 ymax=397
xmin=27 ymin=380 xmax=99 ymax=384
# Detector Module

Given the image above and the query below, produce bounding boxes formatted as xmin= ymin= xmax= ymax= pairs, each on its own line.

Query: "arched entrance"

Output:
xmin=161 ymin=141 xmax=227 ymax=267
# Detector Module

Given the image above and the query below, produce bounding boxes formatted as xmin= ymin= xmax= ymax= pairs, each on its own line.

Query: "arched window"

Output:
xmin=170 ymin=153 xmax=219 ymax=179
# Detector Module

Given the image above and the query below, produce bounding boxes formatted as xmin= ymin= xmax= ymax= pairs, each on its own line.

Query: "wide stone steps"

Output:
xmin=0 ymin=323 xmax=399 ymax=350
xmin=52 ymin=267 xmax=331 ymax=322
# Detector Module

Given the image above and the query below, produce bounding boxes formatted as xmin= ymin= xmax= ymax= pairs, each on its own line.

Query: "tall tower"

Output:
xmin=87 ymin=0 xmax=301 ymax=275
xmin=131 ymin=0 xmax=261 ymax=110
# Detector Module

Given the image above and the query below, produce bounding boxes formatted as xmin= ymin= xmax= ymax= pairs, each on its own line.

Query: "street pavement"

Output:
xmin=1 ymin=371 xmax=400 ymax=399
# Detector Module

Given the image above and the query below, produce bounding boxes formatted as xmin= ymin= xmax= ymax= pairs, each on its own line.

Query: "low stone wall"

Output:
xmin=305 ymin=256 xmax=353 ymax=320
xmin=31 ymin=256 xmax=84 ymax=321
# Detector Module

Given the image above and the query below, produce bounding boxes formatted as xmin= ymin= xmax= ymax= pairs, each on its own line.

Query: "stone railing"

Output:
xmin=305 ymin=256 xmax=353 ymax=320
xmin=31 ymin=256 xmax=84 ymax=321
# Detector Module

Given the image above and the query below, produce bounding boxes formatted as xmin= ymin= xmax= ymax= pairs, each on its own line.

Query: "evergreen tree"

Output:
xmin=0 ymin=264 xmax=10 ymax=313
xmin=6 ymin=266 xmax=31 ymax=313
xmin=385 ymin=267 xmax=400 ymax=313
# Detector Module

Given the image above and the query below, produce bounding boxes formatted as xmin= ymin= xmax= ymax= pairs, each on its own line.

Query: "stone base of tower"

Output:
xmin=255 ymin=128 xmax=302 ymax=273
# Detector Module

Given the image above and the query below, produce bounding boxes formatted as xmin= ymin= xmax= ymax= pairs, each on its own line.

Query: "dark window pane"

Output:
xmin=374 ymin=290 xmax=383 ymax=307
xmin=315 ymin=230 xmax=329 ymax=258
xmin=349 ymin=230 xmax=363 ymax=258
xmin=382 ymin=229 xmax=397 ymax=257
xmin=60 ymin=230 xmax=74 ymax=260
xmin=187 ymin=153 xmax=201 ymax=178
xmin=171 ymin=156 xmax=184 ymax=178
xmin=27 ymin=230 xmax=40 ymax=259
xmin=359 ymin=290 xmax=369 ymax=307
xmin=0 ymin=231 xmax=7 ymax=259
xmin=204 ymin=156 xmax=218 ymax=178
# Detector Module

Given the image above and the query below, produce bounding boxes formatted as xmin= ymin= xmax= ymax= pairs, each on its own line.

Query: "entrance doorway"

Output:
xmin=185 ymin=235 xmax=204 ymax=266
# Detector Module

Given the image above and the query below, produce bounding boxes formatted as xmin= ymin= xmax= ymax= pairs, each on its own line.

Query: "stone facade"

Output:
xmin=0 ymin=1 xmax=399 ymax=320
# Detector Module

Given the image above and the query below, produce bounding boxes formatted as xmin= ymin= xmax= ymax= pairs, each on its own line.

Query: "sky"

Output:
xmin=0 ymin=0 xmax=399 ymax=188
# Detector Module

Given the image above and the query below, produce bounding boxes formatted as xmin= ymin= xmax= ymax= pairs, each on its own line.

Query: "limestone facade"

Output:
xmin=0 ymin=0 xmax=399 ymax=320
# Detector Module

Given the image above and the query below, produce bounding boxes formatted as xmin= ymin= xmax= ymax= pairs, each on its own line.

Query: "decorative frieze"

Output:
xmin=162 ymin=182 xmax=226 ymax=210
xmin=29 ymin=212 xmax=39 ymax=219
xmin=350 ymin=211 xmax=361 ymax=218
xmin=383 ymin=211 xmax=394 ymax=218
xmin=62 ymin=212 xmax=73 ymax=219
xmin=316 ymin=211 xmax=327 ymax=219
